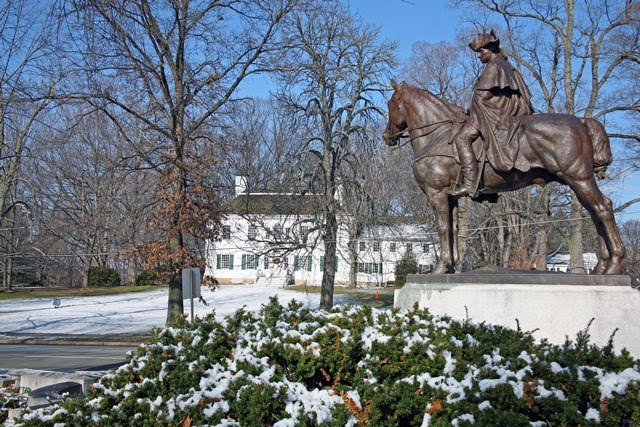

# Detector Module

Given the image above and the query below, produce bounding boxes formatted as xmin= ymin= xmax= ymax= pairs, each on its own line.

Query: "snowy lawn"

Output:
xmin=0 ymin=285 xmax=353 ymax=336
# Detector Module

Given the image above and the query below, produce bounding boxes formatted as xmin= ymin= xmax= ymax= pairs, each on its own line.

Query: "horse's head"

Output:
xmin=383 ymin=80 xmax=407 ymax=146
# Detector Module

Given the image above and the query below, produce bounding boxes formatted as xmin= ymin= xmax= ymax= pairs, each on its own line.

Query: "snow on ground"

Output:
xmin=0 ymin=286 xmax=353 ymax=336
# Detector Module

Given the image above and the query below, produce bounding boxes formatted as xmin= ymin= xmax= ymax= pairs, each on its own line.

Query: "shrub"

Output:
xmin=0 ymin=385 xmax=28 ymax=423
xmin=12 ymin=299 xmax=640 ymax=426
xmin=394 ymin=252 xmax=418 ymax=287
xmin=135 ymin=270 xmax=157 ymax=286
xmin=87 ymin=266 xmax=121 ymax=287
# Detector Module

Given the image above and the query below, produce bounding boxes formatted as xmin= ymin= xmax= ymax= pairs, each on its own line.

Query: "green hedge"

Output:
xmin=135 ymin=270 xmax=157 ymax=286
xmin=394 ymin=252 xmax=418 ymax=287
xmin=14 ymin=299 xmax=640 ymax=426
xmin=87 ymin=267 xmax=121 ymax=287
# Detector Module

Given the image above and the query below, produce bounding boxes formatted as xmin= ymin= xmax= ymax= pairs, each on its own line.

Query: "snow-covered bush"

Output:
xmin=1 ymin=384 xmax=28 ymax=423
xmin=14 ymin=298 xmax=640 ymax=426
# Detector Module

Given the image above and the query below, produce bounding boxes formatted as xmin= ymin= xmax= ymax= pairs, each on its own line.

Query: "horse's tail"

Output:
xmin=581 ymin=118 xmax=612 ymax=180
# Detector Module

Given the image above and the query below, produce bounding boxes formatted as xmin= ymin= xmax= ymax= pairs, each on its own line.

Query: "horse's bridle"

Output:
xmin=388 ymin=118 xmax=455 ymax=146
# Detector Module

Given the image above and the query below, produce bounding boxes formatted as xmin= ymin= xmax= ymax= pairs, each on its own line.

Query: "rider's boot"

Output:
xmin=449 ymin=140 xmax=479 ymax=198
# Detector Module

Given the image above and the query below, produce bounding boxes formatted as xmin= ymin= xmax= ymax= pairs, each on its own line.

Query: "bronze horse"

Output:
xmin=383 ymin=81 xmax=625 ymax=275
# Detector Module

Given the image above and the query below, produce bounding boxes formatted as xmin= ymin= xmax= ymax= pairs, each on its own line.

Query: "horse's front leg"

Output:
xmin=429 ymin=190 xmax=455 ymax=274
xmin=450 ymin=197 xmax=461 ymax=273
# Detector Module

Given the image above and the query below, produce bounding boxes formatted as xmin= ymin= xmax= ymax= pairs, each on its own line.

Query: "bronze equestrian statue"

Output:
xmin=383 ymin=31 xmax=626 ymax=275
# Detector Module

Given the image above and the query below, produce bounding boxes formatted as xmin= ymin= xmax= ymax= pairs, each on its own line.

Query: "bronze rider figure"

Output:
xmin=449 ymin=30 xmax=534 ymax=198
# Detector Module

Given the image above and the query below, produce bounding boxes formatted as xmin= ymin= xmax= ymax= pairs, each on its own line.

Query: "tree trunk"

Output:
xmin=6 ymin=256 xmax=13 ymax=291
xmin=320 ymin=211 xmax=337 ymax=310
xmin=534 ymin=190 xmax=550 ymax=270
xmin=127 ymin=257 xmax=137 ymax=284
xmin=457 ymin=198 xmax=472 ymax=268
xmin=569 ymin=192 xmax=585 ymax=273
xmin=166 ymin=167 xmax=186 ymax=324
xmin=82 ymin=256 xmax=91 ymax=288
xmin=347 ymin=222 xmax=361 ymax=288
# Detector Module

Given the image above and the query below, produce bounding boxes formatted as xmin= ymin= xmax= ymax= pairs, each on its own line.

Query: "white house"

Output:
xmin=205 ymin=177 xmax=438 ymax=286
xmin=546 ymin=252 xmax=598 ymax=273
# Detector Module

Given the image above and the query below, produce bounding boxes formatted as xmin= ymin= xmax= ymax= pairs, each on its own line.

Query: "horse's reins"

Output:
xmin=389 ymin=118 xmax=455 ymax=148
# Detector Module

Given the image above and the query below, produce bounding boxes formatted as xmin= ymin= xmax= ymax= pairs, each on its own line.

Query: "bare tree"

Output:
xmin=277 ymin=2 xmax=396 ymax=308
xmin=620 ymin=219 xmax=640 ymax=283
xmin=0 ymin=0 xmax=60 ymax=220
xmin=66 ymin=0 xmax=303 ymax=323
xmin=29 ymin=110 xmax=153 ymax=287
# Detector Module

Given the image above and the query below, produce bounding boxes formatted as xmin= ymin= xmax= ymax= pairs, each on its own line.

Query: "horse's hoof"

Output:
xmin=432 ymin=263 xmax=453 ymax=274
xmin=603 ymin=262 xmax=623 ymax=275
xmin=592 ymin=260 xmax=607 ymax=275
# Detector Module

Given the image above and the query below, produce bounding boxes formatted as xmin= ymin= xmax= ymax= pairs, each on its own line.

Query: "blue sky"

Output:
xmin=240 ymin=0 xmax=640 ymax=220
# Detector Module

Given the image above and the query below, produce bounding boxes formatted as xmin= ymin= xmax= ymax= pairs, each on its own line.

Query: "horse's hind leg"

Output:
xmin=591 ymin=204 xmax=611 ymax=274
xmin=566 ymin=177 xmax=625 ymax=274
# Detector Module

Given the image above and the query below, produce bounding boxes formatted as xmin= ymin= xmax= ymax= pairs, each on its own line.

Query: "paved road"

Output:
xmin=0 ymin=344 xmax=137 ymax=372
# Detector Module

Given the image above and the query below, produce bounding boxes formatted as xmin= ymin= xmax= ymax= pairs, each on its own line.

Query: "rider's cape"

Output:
xmin=469 ymin=54 xmax=534 ymax=172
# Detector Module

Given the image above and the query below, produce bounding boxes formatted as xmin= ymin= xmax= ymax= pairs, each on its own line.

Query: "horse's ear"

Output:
xmin=390 ymin=79 xmax=399 ymax=90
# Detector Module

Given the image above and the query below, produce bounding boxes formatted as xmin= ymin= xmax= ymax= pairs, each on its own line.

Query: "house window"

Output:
xmin=264 ymin=257 xmax=269 ymax=269
xmin=217 ymin=254 xmax=234 ymax=269
xmin=300 ymin=226 xmax=310 ymax=242
xmin=320 ymin=256 xmax=338 ymax=272
xmin=357 ymin=262 xmax=382 ymax=274
xmin=373 ymin=241 xmax=380 ymax=252
xmin=359 ymin=242 xmax=366 ymax=252
xmin=283 ymin=257 xmax=289 ymax=268
xmin=248 ymin=225 xmax=257 ymax=240
xmin=423 ymin=243 xmax=429 ymax=253
xmin=242 ymin=254 xmax=257 ymax=270
xmin=390 ymin=242 xmax=396 ymax=252
xmin=406 ymin=242 xmax=413 ymax=253
xmin=418 ymin=264 xmax=433 ymax=274
xmin=273 ymin=224 xmax=282 ymax=238
xmin=294 ymin=255 xmax=312 ymax=272
xmin=222 ymin=225 xmax=231 ymax=240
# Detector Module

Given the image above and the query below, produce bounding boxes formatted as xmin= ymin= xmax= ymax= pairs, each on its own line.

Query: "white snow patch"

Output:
xmin=478 ymin=400 xmax=491 ymax=411
xmin=584 ymin=408 xmax=601 ymax=422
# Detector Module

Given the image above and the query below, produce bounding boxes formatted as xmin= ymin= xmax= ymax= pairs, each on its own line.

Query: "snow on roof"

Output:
xmin=546 ymin=252 xmax=598 ymax=265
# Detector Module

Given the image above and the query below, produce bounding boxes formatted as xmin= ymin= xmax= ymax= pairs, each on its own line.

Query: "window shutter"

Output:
xmin=307 ymin=256 xmax=312 ymax=271
xmin=320 ymin=256 xmax=324 ymax=270
xmin=229 ymin=255 xmax=234 ymax=269
xmin=294 ymin=256 xmax=300 ymax=271
xmin=242 ymin=254 xmax=246 ymax=270
xmin=255 ymin=255 xmax=260 ymax=269
xmin=335 ymin=257 xmax=338 ymax=272
xmin=379 ymin=263 xmax=383 ymax=274
xmin=216 ymin=254 xmax=221 ymax=269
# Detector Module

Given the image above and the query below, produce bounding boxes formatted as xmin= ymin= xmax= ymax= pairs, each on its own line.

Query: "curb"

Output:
xmin=0 ymin=334 xmax=147 ymax=347
xmin=0 ymin=339 xmax=141 ymax=347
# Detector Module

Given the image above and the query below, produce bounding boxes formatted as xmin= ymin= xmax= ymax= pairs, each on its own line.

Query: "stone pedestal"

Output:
xmin=394 ymin=272 xmax=640 ymax=357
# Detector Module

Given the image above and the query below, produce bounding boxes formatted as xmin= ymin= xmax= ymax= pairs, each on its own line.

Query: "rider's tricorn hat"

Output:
xmin=469 ymin=29 xmax=500 ymax=51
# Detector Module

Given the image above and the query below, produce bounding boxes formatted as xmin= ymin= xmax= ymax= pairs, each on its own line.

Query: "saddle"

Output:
xmin=450 ymin=116 xmax=532 ymax=174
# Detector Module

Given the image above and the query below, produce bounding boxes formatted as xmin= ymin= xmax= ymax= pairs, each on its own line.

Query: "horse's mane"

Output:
xmin=403 ymin=84 xmax=465 ymax=118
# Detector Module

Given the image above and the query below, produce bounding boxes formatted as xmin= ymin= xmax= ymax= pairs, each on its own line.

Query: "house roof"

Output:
xmin=546 ymin=252 xmax=598 ymax=265
xmin=225 ymin=194 xmax=320 ymax=216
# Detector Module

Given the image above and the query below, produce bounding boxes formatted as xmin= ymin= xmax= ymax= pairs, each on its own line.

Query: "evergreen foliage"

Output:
xmin=394 ymin=252 xmax=418 ymax=287
xmin=12 ymin=299 xmax=640 ymax=426
xmin=87 ymin=267 xmax=121 ymax=287
xmin=135 ymin=270 xmax=157 ymax=286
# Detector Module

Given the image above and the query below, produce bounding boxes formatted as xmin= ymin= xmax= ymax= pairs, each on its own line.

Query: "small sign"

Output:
xmin=272 ymin=257 xmax=281 ymax=264
xmin=182 ymin=268 xmax=201 ymax=299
